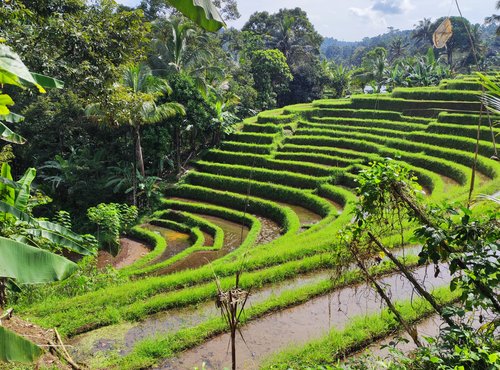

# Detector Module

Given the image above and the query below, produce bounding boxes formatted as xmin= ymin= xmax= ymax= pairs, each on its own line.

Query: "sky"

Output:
xmin=116 ymin=0 xmax=497 ymax=41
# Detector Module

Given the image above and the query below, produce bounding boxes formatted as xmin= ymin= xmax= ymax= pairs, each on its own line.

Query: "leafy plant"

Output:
xmin=87 ymin=202 xmax=138 ymax=252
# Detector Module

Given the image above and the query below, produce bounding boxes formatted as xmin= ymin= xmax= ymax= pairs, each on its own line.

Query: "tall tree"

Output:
xmin=412 ymin=18 xmax=434 ymax=48
xmin=87 ymin=64 xmax=185 ymax=203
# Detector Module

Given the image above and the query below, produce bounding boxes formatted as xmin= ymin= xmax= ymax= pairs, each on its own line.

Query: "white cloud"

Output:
xmin=350 ymin=0 xmax=414 ymax=27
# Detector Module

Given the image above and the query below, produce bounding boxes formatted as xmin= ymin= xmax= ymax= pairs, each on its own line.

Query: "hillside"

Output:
xmin=17 ymin=75 xmax=500 ymax=369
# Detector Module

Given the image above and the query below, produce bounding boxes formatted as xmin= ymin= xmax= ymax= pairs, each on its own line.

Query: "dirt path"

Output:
xmin=97 ymin=238 xmax=150 ymax=270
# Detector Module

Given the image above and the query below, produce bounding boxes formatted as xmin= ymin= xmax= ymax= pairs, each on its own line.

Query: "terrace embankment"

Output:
xmin=151 ymin=214 xmax=250 ymax=274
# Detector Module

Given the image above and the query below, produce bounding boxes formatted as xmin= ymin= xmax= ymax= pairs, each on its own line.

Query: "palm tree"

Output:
xmin=412 ymin=18 xmax=433 ymax=48
xmin=87 ymin=64 xmax=185 ymax=204
xmin=485 ymin=1 xmax=500 ymax=35
xmin=120 ymin=64 xmax=185 ymax=177
xmin=388 ymin=37 xmax=408 ymax=63
xmin=150 ymin=18 xmax=211 ymax=74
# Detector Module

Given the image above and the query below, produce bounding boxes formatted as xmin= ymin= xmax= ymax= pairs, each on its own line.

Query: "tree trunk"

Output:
xmin=174 ymin=125 xmax=181 ymax=174
xmin=135 ymin=126 xmax=145 ymax=177
xmin=131 ymin=127 xmax=137 ymax=207
xmin=0 ymin=278 xmax=6 ymax=308
xmin=368 ymin=232 xmax=456 ymax=327
xmin=231 ymin=326 xmax=236 ymax=370
xmin=190 ymin=126 xmax=197 ymax=155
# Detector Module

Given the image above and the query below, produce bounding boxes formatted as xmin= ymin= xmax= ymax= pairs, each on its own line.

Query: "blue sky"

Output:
xmin=116 ymin=0 xmax=496 ymax=41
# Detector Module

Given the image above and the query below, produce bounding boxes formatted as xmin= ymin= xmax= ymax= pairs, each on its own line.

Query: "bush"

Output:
xmin=86 ymin=203 xmax=138 ymax=252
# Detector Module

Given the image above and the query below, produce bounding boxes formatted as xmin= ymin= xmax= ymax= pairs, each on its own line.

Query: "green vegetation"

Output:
xmin=1 ymin=1 xmax=499 ymax=369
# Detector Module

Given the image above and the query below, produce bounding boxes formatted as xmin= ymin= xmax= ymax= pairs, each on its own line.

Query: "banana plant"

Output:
xmin=0 ymin=163 xmax=92 ymax=256
xmin=0 ymin=43 xmax=64 ymax=145
xmin=168 ymin=0 xmax=226 ymax=32
xmin=0 ymin=237 xmax=77 ymax=362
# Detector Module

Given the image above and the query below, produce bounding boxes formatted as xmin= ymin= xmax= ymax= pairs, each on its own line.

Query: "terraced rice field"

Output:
xmin=20 ymin=78 xmax=500 ymax=369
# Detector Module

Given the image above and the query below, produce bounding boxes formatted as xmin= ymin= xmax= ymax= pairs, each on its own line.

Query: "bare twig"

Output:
xmin=368 ymin=232 xmax=456 ymax=327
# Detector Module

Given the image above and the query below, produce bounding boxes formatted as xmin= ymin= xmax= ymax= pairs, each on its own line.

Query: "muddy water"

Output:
xmin=67 ymin=269 xmax=332 ymax=362
xmin=322 ymin=198 xmax=344 ymax=214
xmin=144 ymin=225 xmax=192 ymax=264
xmin=440 ymin=174 xmax=460 ymax=192
xmin=68 ymin=247 xmax=422 ymax=364
xmin=152 ymin=214 xmax=250 ymax=275
xmin=349 ymin=314 xmax=443 ymax=362
xmin=255 ymin=216 xmax=282 ymax=245
xmin=275 ymin=201 xmax=323 ymax=226
xmin=160 ymin=264 xmax=451 ymax=370
xmin=168 ymin=197 xmax=282 ymax=245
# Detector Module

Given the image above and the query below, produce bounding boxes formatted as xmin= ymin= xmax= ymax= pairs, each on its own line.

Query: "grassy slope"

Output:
xmin=15 ymin=77 xmax=500 ymax=369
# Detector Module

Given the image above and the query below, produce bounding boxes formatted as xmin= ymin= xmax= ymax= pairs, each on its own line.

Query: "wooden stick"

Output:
xmin=351 ymin=244 xmax=422 ymax=347
xmin=368 ymin=232 xmax=456 ymax=328
xmin=53 ymin=328 xmax=81 ymax=370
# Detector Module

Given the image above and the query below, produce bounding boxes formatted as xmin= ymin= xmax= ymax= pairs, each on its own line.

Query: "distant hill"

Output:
xmin=321 ymin=25 xmax=497 ymax=67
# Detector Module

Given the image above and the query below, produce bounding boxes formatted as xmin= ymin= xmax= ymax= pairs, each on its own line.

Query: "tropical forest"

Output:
xmin=0 ymin=0 xmax=499 ymax=369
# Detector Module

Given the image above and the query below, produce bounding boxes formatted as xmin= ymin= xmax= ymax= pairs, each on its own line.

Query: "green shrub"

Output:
xmin=86 ymin=203 xmax=138 ymax=251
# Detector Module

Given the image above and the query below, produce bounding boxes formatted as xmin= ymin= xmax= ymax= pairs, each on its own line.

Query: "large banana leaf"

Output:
xmin=14 ymin=168 xmax=36 ymax=211
xmin=0 ymin=121 xmax=25 ymax=144
xmin=30 ymin=73 xmax=64 ymax=89
xmin=24 ymin=228 xmax=92 ymax=255
xmin=0 ymin=163 xmax=15 ymax=206
xmin=0 ymin=176 xmax=21 ymax=190
xmin=0 ymin=44 xmax=45 ymax=92
xmin=0 ymin=201 xmax=92 ymax=255
xmin=0 ymin=111 xmax=24 ymax=123
xmin=168 ymin=0 xmax=226 ymax=32
xmin=37 ymin=220 xmax=85 ymax=243
xmin=0 ymin=327 xmax=42 ymax=363
xmin=0 ymin=237 xmax=77 ymax=284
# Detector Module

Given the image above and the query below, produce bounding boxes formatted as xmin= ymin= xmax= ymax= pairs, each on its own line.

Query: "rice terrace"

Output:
xmin=0 ymin=1 xmax=499 ymax=369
